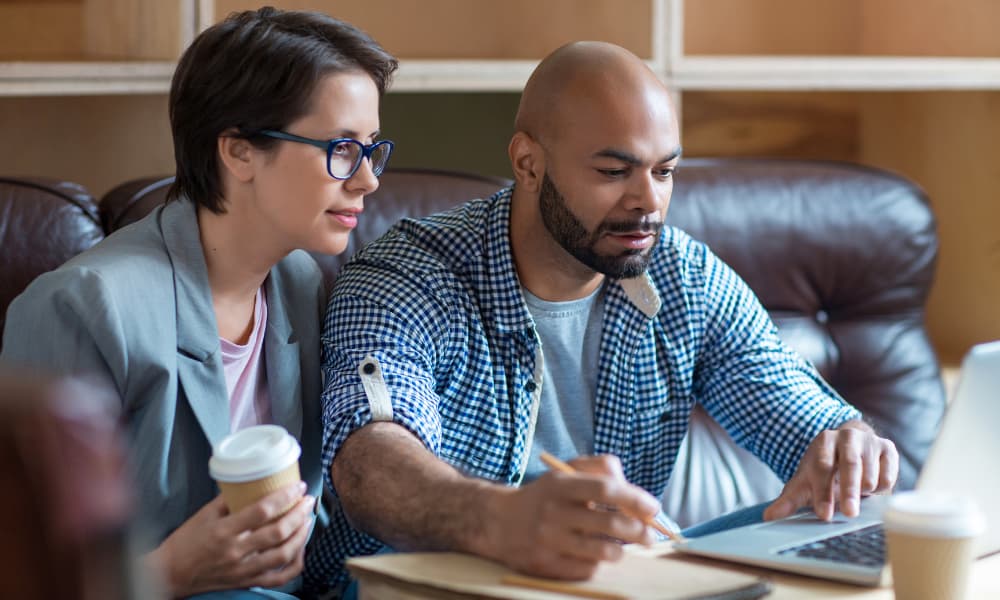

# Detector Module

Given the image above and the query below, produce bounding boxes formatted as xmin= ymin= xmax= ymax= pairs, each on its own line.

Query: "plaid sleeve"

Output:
xmin=688 ymin=241 xmax=861 ymax=482
xmin=319 ymin=257 xmax=459 ymax=496
xmin=308 ymin=255 xmax=465 ymax=592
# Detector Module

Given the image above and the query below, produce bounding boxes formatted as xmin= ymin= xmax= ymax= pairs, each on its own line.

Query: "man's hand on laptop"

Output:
xmin=763 ymin=420 xmax=898 ymax=522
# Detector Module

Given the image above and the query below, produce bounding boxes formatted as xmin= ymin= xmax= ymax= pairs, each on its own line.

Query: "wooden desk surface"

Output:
xmin=664 ymin=550 xmax=1000 ymax=599
xmin=356 ymin=548 xmax=1000 ymax=599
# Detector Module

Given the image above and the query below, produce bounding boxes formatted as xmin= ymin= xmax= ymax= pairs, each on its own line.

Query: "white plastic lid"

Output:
xmin=208 ymin=425 xmax=301 ymax=483
xmin=883 ymin=491 xmax=987 ymax=538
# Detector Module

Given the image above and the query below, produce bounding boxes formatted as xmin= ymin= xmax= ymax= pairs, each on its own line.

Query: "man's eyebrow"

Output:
xmin=593 ymin=148 xmax=642 ymax=166
xmin=592 ymin=146 xmax=684 ymax=165
xmin=663 ymin=147 xmax=683 ymax=163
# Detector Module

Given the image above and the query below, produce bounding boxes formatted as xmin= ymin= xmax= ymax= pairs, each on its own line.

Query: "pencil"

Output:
xmin=539 ymin=451 xmax=686 ymax=543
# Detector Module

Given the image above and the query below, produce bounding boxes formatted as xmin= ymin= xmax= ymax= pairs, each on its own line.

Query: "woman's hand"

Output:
xmin=146 ymin=481 xmax=316 ymax=597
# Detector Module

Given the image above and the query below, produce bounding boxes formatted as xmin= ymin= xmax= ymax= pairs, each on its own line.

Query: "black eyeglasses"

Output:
xmin=257 ymin=129 xmax=394 ymax=180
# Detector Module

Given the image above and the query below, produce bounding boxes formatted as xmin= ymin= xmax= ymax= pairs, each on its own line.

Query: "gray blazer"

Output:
xmin=1 ymin=198 xmax=325 ymax=548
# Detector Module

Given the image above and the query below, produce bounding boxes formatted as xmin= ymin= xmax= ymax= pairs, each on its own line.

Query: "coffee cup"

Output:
xmin=209 ymin=424 xmax=302 ymax=515
xmin=883 ymin=491 xmax=986 ymax=600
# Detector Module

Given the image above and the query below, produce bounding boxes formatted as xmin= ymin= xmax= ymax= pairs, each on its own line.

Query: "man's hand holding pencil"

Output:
xmin=474 ymin=452 xmax=674 ymax=581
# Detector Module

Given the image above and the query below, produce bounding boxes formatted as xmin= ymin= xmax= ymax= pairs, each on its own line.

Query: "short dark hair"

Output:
xmin=168 ymin=7 xmax=398 ymax=212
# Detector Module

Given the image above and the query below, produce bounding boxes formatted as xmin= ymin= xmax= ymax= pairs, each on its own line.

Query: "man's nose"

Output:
xmin=625 ymin=172 xmax=669 ymax=214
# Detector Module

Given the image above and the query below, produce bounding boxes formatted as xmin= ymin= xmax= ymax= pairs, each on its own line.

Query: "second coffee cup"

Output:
xmin=884 ymin=491 xmax=985 ymax=600
xmin=209 ymin=424 xmax=302 ymax=515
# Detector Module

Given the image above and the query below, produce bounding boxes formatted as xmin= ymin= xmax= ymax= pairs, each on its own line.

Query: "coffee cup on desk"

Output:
xmin=883 ymin=491 xmax=985 ymax=600
xmin=209 ymin=424 xmax=302 ymax=515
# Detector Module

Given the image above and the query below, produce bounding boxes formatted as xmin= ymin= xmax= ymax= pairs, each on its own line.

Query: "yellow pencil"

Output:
xmin=539 ymin=451 xmax=686 ymax=543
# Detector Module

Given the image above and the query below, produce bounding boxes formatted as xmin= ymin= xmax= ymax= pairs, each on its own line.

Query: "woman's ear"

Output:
xmin=217 ymin=132 xmax=256 ymax=183
xmin=508 ymin=131 xmax=543 ymax=193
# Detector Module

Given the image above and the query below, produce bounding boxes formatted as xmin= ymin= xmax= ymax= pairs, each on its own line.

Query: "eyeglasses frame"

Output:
xmin=256 ymin=129 xmax=394 ymax=180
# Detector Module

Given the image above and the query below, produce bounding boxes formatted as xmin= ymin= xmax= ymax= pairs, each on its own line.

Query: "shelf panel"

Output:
xmin=392 ymin=59 xmax=667 ymax=93
xmin=212 ymin=0 xmax=653 ymax=60
xmin=672 ymin=56 xmax=1000 ymax=91
xmin=391 ymin=60 xmax=536 ymax=93
xmin=0 ymin=61 xmax=174 ymax=96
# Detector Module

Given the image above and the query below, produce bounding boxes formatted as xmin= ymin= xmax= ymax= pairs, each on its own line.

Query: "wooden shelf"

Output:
xmin=391 ymin=60 xmax=537 ymax=93
xmin=672 ymin=56 xmax=1000 ymax=91
xmin=0 ymin=61 xmax=174 ymax=96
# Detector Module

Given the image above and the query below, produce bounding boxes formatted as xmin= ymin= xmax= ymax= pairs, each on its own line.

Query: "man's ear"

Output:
xmin=217 ymin=132 xmax=256 ymax=183
xmin=508 ymin=131 xmax=543 ymax=193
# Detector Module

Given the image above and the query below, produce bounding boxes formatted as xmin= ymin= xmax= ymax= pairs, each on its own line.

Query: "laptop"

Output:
xmin=675 ymin=340 xmax=1000 ymax=586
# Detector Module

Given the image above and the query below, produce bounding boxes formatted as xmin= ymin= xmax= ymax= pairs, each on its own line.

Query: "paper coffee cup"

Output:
xmin=209 ymin=425 xmax=302 ymax=515
xmin=883 ymin=491 xmax=986 ymax=600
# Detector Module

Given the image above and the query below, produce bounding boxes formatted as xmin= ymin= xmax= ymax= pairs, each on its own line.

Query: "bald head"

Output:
xmin=515 ymin=41 xmax=675 ymax=144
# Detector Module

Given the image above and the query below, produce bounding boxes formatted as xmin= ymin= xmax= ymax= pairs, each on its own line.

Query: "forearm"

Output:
xmin=332 ymin=421 xmax=507 ymax=556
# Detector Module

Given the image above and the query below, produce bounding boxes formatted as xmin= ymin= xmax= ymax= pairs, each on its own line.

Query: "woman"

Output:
xmin=1 ymin=8 xmax=397 ymax=598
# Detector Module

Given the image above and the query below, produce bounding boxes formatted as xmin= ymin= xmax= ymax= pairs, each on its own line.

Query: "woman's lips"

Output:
xmin=327 ymin=209 xmax=360 ymax=228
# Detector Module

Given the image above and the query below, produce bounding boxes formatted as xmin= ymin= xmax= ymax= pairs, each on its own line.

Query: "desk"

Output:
xmin=355 ymin=549 xmax=1000 ymax=599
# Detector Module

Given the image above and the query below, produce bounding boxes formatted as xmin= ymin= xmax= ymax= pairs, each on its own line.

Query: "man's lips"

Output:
xmin=605 ymin=231 xmax=656 ymax=249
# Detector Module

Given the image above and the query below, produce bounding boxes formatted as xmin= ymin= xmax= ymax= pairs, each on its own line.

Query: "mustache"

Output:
xmin=596 ymin=218 xmax=664 ymax=235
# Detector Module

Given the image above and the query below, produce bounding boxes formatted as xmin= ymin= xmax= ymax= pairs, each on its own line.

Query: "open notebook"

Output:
xmin=347 ymin=547 xmax=770 ymax=600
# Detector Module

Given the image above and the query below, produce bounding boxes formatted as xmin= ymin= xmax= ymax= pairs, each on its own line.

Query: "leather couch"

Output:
xmin=0 ymin=159 xmax=945 ymax=525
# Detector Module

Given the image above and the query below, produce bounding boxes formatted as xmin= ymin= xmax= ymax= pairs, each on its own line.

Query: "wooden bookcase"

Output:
xmin=1 ymin=0 xmax=997 ymax=362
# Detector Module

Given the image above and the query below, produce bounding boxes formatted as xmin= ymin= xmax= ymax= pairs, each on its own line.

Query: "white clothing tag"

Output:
xmin=620 ymin=273 xmax=661 ymax=318
xmin=358 ymin=355 xmax=394 ymax=422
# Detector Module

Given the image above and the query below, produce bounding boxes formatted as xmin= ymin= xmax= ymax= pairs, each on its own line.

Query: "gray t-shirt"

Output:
xmin=522 ymin=284 xmax=605 ymax=482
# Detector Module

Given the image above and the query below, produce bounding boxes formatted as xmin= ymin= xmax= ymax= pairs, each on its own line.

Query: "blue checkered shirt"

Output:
xmin=305 ymin=187 xmax=860 ymax=592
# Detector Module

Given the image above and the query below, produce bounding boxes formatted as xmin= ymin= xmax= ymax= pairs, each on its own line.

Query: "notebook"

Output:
xmin=675 ymin=340 xmax=1000 ymax=586
xmin=347 ymin=547 xmax=771 ymax=600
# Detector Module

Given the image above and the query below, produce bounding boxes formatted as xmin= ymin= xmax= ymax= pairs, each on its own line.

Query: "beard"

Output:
xmin=538 ymin=172 xmax=662 ymax=279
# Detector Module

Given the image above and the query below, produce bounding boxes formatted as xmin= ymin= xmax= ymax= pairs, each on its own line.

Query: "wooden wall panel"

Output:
xmin=82 ymin=0 xmax=185 ymax=60
xmin=684 ymin=0 xmax=861 ymax=56
xmin=680 ymin=92 xmax=860 ymax=160
xmin=860 ymin=0 xmax=1000 ymax=57
xmin=687 ymin=0 xmax=1000 ymax=57
xmin=0 ymin=95 xmax=174 ymax=197
xmin=214 ymin=0 xmax=653 ymax=59
xmin=0 ymin=4 xmax=83 ymax=59
xmin=859 ymin=92 xmax=1000 ymax=363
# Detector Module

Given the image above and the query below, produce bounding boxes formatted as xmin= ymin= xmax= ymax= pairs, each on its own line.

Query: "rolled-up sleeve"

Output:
xmin=319 ymin=258 xmax=452 ymax=495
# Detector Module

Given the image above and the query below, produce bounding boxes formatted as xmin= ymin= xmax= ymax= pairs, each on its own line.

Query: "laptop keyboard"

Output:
xmin=777 ymin=524 xmax=886 ymax=568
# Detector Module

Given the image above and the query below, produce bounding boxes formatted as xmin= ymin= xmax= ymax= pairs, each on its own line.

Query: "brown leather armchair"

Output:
xmin=0 ymin=178 xmax=104 ymax=349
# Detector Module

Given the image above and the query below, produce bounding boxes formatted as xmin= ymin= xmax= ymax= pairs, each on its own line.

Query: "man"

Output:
xmin=311 ymin=41 xmax=898 ymax=590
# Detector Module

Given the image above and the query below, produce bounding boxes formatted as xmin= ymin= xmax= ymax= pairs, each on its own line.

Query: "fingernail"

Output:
xmin=298 ymin=481 xmax=307 ymax=494
xmin=845 ymin=498 xmax=858 ymax=516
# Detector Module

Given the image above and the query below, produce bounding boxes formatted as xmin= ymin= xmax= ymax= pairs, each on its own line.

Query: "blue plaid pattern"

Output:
xmin=305 ymin=187 xmax=860 ymax=592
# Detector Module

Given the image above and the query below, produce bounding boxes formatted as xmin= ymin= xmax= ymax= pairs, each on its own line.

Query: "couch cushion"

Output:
xmin=0 ymin=178 xmax=103 ymax=348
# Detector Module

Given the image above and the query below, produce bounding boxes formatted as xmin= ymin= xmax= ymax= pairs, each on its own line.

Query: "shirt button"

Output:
xmin=660 ymin=411 xmax=671 ymax=423
xmin=525 ymin=381 xmax=537 ymax=393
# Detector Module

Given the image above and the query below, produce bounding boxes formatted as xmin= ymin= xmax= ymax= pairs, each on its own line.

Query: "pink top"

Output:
xmin=219 ymin=287 xmax=272 ymax=431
